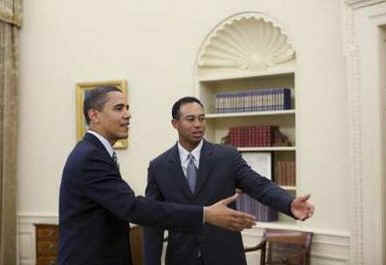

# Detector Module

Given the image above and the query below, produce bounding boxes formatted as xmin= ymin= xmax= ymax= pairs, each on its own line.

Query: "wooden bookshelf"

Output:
xmin=197 ymin=72 xmax=297 ymax=224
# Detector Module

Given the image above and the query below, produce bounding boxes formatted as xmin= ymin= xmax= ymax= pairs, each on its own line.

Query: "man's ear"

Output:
xmin=88 ymin=109 xmax=99 ymax=124
xmin=171 ymin=119 xmax=178 ymax=129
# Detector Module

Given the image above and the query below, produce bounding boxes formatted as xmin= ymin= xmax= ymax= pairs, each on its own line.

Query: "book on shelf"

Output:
xmin=215 ymin=88 xmax=291 ymax=113
xmin=274 ymin=160 xmax=296 ymax=186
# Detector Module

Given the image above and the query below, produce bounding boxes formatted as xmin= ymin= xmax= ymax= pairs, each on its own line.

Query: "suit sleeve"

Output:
xmin=81 ymin=150 xmax=204 ymax=231
xmin=143 ymin=162 xmax=165 ymax=265
xmin=231 ymin=149 xmax=295 ymax=217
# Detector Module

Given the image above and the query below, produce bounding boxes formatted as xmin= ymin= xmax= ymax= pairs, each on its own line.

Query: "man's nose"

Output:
xmin=123 ymin=109 xmax=131 ymax=119
xmin=193 ymin=119 xmax=202 ymax=127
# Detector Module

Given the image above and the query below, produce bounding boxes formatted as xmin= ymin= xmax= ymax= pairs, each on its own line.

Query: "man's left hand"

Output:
xmin=290 ymin=194 xmax=315 ymax=221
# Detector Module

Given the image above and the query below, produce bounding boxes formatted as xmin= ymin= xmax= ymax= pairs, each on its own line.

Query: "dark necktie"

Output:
xmin=186 ymin=154 xmax=197 ymax=192
xmin=112 ymin=152 xmax=119 ymax=170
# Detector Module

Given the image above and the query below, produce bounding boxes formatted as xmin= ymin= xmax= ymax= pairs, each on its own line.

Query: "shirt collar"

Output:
xmin=177 ymin=139 xmax=203 ymax=165
xmin=87 ymin=130 xmax=114 ymax=157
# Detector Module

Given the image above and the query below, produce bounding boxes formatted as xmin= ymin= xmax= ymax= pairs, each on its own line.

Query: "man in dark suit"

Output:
xmin=58 ymin=87 xmax=256 ymax=265
xmin=144 ymin=96 xmax=315 ymax=265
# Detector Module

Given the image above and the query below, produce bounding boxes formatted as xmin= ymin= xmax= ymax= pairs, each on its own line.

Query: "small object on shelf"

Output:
xmin=221 ymin=134 xmax=231 ymax=145
xmin=272 ymin=128 xmax=292 ymax=147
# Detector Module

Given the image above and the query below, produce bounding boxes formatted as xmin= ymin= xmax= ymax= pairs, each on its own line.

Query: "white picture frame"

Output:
xmin=241 ymin=152 xmax=272 ymax=180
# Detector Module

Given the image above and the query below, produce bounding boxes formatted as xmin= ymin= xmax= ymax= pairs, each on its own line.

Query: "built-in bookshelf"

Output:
xmin=197 ymin=75 xmax=297 ymax=223
xmin=195 ymin=13 xmax=297 ymax=224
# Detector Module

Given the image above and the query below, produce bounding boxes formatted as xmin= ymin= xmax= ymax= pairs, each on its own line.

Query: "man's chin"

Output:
xmin=115 ymin=133 xmax=129 ymax=141
xmin=191 ymin=136 xmax=203 ymax=143
xmin=120 ymin=134 xmax=129 ymax=139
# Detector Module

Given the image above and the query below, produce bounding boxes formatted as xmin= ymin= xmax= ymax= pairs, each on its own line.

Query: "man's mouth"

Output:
xmin=192 ymin=131 xmax=203 ymax=137
xmin=121 ymin=123 xmax=130 ymax=128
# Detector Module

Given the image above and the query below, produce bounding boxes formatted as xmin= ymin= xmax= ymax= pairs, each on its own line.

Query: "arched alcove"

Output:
xmin=196 ymin=12 xmax=296 ymax=81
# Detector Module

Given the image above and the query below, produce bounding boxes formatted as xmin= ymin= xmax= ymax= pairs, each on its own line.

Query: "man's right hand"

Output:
xmin=204 ymin=193 xmax=256 ymax=231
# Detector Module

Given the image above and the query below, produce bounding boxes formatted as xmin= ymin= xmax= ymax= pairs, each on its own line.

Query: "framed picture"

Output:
xmin=241 ymin=152 xmax=272 ymax=180
xmin=75 ymin=80 xmax=128 ymax=149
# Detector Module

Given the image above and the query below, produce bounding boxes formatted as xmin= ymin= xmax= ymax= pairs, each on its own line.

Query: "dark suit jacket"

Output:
xmin=58 ymin=133 xmax=203 ymax=265
xmin=144 ymin=140 xmax=294 ymax=265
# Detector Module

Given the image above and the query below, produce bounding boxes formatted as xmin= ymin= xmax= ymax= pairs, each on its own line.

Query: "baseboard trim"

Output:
xmin=17 ymin=214 xmax=350 ymax=265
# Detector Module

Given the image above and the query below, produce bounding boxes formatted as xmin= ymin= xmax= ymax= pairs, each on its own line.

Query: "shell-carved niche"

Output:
xmin=197 ymin=13 xmax=296 ymax=79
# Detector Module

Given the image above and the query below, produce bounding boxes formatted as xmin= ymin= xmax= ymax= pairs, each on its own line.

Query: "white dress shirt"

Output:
xmin=87 ymin=130 xmax=115 ymax=158
xmin=178 ymin=139 xmax=203 ymax=176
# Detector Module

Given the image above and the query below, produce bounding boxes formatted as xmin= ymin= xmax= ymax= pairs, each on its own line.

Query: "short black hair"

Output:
xmin=172 ymin=97 xmax=204 ymax=120
xmin=83 ymin=86 xmax=122 ymax=124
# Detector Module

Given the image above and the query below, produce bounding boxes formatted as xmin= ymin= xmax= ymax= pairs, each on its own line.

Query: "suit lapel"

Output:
xmin=194 ymin=140 xmax=215 ymax=198
xmin=84 ymin=133 xmax=107 ymax=153
xmin=167 ymin=144 xmax=194 ymax=199
xmin=83 ymin=133 xmax=120 ymax=175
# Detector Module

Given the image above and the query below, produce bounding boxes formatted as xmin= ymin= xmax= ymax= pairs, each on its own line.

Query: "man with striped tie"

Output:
xmin=144 ymin=96 xmax=315 ymax=265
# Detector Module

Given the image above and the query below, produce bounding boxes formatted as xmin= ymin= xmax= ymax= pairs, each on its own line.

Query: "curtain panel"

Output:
xmin=0 ymin=0 xmax=21 ymax=264
xmin=0 ymin=0 xmax=22 ymax=27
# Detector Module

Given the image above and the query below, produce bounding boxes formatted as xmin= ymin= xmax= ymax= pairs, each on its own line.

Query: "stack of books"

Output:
xmin=215 ymin=88 xmax=291 ymax=113
xmin=275 ymin=161 xmax=296 ymax=186
xmin=236 ymin=193 xmax=278 ymax=222
xmin=227 ymin=126 xmax=291 ymax=147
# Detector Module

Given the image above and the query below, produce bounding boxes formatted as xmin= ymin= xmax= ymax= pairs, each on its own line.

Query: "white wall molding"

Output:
xmin=17 ymin=213 xmax=350 ymax=265
xmin=18 ymin=213 xmax=58 ymax=225
xmin=17 ymin=214 xmax=58 ymax=265
xmin=342 ymin=2 xmax=364 ymax=265
xmin=346 ymin=0 xmax=386 ymax=9
xmin=342 ymin=1 xmax=386 ymax=264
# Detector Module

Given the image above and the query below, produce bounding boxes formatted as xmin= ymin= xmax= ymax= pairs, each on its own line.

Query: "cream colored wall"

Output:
xmin=18 ymin=0 xmax=348 ymax=238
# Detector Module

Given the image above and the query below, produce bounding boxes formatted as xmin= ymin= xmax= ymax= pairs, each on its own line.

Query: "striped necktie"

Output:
xmin=186 ymin=154 xmax=197 ymax=192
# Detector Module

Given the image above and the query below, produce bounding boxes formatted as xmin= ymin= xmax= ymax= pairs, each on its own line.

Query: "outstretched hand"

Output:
xmin=204 ymin=193 xmax=256 ymax=231
xmin=291 ymin=194 xmax=315 ymax=221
